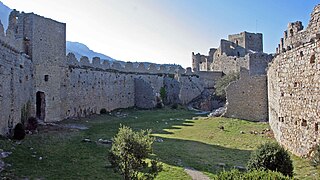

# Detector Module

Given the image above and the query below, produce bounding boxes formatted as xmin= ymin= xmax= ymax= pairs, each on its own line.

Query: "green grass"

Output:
xmin=0 ymin=108 xmax=319 ymax=179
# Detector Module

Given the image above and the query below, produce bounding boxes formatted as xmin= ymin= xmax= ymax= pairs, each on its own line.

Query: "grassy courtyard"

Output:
xmin=0 ymin=108 xmax=319 ymax=179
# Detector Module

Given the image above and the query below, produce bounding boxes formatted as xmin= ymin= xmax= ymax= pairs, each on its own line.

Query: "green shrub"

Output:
xmin=171 ymin=103 xmax=178 ymax=109
xmin=159 ymin=87 xmax=166 ymax=101
xmin=108 ymin=125 xmax=162 ymax=180
xmin=100 ymin=108 xmax=107 ymax=114
xmin=247 ymin=142 xmax=293 ymax=177
xmin=310 ymin=144 xmax=320 ymax=167
xmin=214 ymin=169 xmax=292 ymax=180
xmin=214 ymin=72 xmax=239 ymax=99
xmin=13 ymin=123 xmax=26 ymax=140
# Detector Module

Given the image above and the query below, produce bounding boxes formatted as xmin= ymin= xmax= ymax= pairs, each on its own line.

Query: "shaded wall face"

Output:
xmin=245 ymin=33 xmax=263 ymax=52
xmin=163 ymin=77 xmax=181 ymax=105
xmin=134 ymin=78 xmax=156 ymax=109
xmin=224 ymin=71 xmax=268 ymax=122
xmin=0 ymin=44 xmax=34 ymax=135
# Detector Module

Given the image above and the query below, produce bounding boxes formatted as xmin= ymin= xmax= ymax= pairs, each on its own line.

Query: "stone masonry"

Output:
xmin=192 ymin=31 xmax=272 ymax=75
xmin=268 ymin=5 xmax=320 ymax=157
xmin=224 ymin=68 xmax=268 ymax=122
xmin=0 ymin=10 xmax=208 ymax=135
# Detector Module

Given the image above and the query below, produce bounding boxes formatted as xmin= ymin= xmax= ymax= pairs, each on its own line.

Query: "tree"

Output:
xmin=108 ymin=125 xmax=162 ymax=179
xmin=214 ymin=72 xmax=239 ymax=99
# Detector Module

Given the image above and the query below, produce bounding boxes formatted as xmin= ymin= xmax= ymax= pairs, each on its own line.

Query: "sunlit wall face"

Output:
xmin=1 ymin=0 xmax=317 ymax=68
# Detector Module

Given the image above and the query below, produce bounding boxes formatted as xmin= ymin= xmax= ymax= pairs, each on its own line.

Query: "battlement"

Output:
xmin=0 ymin=19 xmax=24 ymax=54
xmin=67 ymin=53 xmax=194 ymax=75
xmin=276 ymin=4 xmax=320 ymax=54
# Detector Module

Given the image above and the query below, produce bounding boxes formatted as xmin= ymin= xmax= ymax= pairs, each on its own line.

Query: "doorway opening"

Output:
xmin=36 ymin=91 xmax=45 ymax=121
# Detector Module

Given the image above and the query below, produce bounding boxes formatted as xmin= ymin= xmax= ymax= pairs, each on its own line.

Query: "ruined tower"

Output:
xmin=8 ymin=10 xmax=66 ymax=122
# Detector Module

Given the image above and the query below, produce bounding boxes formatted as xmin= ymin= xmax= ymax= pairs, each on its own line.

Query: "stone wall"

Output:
xmin=0 ymin=32 xmax=34 ymax=135
xmin=224 ymin=69 xmax=268 ymax=121
xmin=0 ymin=9 xmax=208 ymax=135
xmin=60 ymin=54 xmax=204 ymax=119
xmin=134 ymin=78 xmax=156 ymax=109
xmin=268 ymin=4 xmax=320 ymax=157
xmin=163 ymin=76 xmax=181 ymax=105
xmin=211 ymin=53 xmax=249 ymax=74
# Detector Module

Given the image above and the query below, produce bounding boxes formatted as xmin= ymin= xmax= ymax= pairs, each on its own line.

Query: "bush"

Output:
xmin=171 ymin=103 xmax=178 ymax=109
xmin=214 ymin=169 xmax=292 ymax=180
xmin=310 ymin=144 xmax=320 ymax=167
xmin=159 ymin=87 xmax=166 ymax=101
xmin=26 ymin=117 xmax=38 ymax=132
xmin=108 ymin=125 xmax=162 ymax=179
xmin=13 ymin=123 xmax=26 ymax=140
xmin=214 ymin=72 xmax=239 ymax=99
xmin=100 ymin=108 xmax=107 ymax=114
xmin=247 ymin=142 xmax=293 ymax=177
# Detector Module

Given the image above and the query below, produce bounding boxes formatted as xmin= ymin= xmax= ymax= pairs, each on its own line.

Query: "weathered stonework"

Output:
xmin=268 ymin=5 xmax=320 ymax=157
xmin=0 ymin=24 xmax=34 ymax=135
xmin=0 ymin=9 xmax=208 ymax=135
xmin=192 ymin=31 xmax=272 ymax=75
xmin=224 ymin=69 xmax=268 ymax=121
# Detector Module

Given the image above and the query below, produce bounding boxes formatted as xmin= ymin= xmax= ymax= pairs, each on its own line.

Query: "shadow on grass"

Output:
xmin=153 ymin=137 xmax=252 ymax=175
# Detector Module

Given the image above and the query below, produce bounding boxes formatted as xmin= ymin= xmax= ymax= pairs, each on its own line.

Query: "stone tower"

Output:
xmin=228 ymin=31 xmax=263 ymax=52
xmin=8 ymin=10 xmax=66 ymax=122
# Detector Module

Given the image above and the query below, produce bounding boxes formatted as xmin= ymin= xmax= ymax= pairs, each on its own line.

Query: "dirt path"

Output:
xmin=184 ymin=167 xmax=210 ymax=180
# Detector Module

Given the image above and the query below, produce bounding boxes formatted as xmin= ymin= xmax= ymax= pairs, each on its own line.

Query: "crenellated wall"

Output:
xmin=0 ymin=9 xmax=209 ymax=136
xmin=60 ymin=53 xmax=205 ymax=119
xmin=268 ymin=4 xmax=320 ymax=157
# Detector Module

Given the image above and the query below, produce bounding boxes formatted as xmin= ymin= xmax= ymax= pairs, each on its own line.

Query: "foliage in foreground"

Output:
xmin=108 ymin=125 xmax=162 ymax=180
xmin=310 ymin=144 xmax=320 ymax=167
xmin=247 ymin=142 xmax=293 ymax=177
xmin=213 ymin=169 xmax=292 ymax=180
xmin=214 ymin=72 xmax=239 ymax=99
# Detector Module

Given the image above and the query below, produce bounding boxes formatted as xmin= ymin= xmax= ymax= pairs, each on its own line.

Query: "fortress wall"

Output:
xmin=163 ymin=76 xmax=181 ymax=105
xmin=196 ymin=71 xmax=224 ymax=88
xmin=268 ymin=5 xmax=320 ymax=156
xmin=178 ymin=75 xmax=204 ymax=104
xmin=0 ymin=9 xmax=208 ymax=135
xmin=248 ymin=53 xmax=273 ymax=76
xmin=268 ymin=40 xmax=320 ymax=156
xmin=0 ymin=37 xmax=34 ymax=135
xmin=134 ymin=78 xmax=156 ymax=109
xmin=224 ymin=69 xmax=268 ymax=121
xmin=61 ymin=66 xmax=136 ymax=118
xmin=211 ymin=54 xmax=249 ymax=74
xmin=61 ymin=54 xmax=202 ymax=119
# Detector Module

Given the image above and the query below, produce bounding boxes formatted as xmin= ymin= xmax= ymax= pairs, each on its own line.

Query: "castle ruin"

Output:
xmin=0 ymin=4 xmax=319 ymax=158
xmin=268 ymin=5 xmax=320 ymax=157
xmin=0 ymin=10 xmax=216 ymax=135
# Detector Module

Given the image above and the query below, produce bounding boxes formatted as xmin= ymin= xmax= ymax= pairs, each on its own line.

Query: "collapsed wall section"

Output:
xmin=134 ymin=78 xmax=156 ymax=109
xmin=224 ymin=69 xmax=268 ymax=121
xmin=268 ymin=4 xmax=320 ymax=157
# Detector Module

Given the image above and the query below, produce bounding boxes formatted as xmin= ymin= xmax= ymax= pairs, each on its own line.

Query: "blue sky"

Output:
xmin=1 ymin=0 xmax=319 ymax=67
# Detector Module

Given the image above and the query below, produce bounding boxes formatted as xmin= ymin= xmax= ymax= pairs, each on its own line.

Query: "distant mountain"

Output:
xmin=0 ymin=1 xmax=11 ymax=30
xmin=0 ymin=2 xmax=177 ymax=68
xmin=66 ymin=41 xmax=115 ymax=62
